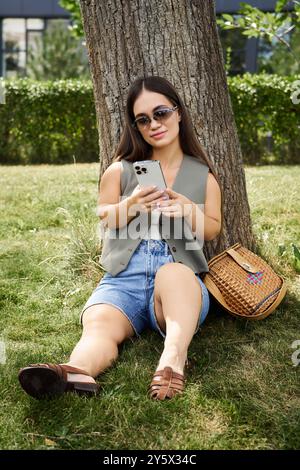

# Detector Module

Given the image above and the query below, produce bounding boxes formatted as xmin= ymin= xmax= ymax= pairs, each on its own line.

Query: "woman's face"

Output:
xmin=133 ymin=90 xmax=181 ymax=148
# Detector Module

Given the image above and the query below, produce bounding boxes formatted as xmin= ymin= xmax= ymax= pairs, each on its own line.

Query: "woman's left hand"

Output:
xmin=151 ymin=188 xmax=194 ymax=218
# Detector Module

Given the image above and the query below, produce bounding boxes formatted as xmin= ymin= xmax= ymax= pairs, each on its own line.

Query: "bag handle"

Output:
xmin=252 ymin=280 xmax=287 ymax=319
xmin=226 ymin=248 xmax=260 ymax=273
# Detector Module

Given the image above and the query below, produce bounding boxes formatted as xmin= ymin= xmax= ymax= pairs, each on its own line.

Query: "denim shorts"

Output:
xmin=80 ymin=239 xmax=210 ymax=338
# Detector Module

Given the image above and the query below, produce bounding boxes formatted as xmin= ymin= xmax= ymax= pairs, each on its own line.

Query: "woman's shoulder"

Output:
xmin=111 ymin=157 xmax=134 ymax=171
xmin=103 ymin=160 xmax=122 ymax=174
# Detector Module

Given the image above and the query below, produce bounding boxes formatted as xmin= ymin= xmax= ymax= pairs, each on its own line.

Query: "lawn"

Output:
xmin=0 ymin=163 xmax=299 ymax=450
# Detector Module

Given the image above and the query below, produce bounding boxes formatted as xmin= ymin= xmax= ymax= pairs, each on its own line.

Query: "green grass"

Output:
xmin=0 ymin=163 xmax=299 ymax=450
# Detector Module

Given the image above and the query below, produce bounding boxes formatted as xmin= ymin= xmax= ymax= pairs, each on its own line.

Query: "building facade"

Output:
xmin=0 ymin=0 xmax=294 ymax=78
xmin=0 ymin=0 xmax=70 ymax=77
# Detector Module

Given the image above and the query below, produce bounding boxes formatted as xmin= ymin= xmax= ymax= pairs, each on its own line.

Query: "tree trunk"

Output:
xmin=79 ymin=0 xmax=256 ymax=258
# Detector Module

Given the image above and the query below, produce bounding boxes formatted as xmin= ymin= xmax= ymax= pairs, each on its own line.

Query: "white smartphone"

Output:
xmin=133 ymin=160 xmax=168 ymax=191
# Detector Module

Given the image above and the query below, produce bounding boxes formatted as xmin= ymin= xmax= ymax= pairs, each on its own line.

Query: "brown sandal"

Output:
xmin=148 ymin=366 xmax=185 ymax=400
xmin=18 ymin=363 xmax=100 ymax=400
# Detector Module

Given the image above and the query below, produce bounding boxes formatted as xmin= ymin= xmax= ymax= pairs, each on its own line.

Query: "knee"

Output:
xmin=82 ymin=305 xmax=133 ymax=344
xmin=156 ymin=262 xmax=194 ymax=283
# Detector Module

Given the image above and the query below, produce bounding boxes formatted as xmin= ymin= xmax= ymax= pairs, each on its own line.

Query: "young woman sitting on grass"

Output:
xmin=18 ymin=75 xmax=222 ymax=401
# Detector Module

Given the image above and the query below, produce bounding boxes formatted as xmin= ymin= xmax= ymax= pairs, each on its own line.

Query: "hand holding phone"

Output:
xmin=133 ymin=160 xmax=169 ymax=195
xmin=129 ymin=184 xmax=168 ymax=213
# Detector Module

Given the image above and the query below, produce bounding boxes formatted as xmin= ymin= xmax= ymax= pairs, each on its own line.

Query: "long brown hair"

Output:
xmin=113 ymin=75 xmax=223 ymax=251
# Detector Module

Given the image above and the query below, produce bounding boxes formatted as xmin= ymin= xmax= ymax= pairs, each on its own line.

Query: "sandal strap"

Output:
xmin=28 ymin=363 xmax=91 ymax=381
xmin=152 ymin=367 xmax=185 ymax=381
xmin=58 ymin=364 xmax=91 ymax=376
xmin=149 ymin=366 xmax=185 ymax=400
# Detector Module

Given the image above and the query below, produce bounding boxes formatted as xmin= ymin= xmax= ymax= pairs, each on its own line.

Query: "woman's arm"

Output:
xmin=185 ymin=173 xmax=222 ymax=242
xmin=98 ymin=198 xmax=138 ymax=230
xmin=97 ymin=162 xmax=137 ymax=230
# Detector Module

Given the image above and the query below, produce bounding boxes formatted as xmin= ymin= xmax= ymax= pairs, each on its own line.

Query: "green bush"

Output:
xmin=0 ymin=74 xmax=299 ymax=165
xmin=0 ymin=78 xmax=98 ymax=164
xmin=228 ymin=73 xmax=300 ymax=165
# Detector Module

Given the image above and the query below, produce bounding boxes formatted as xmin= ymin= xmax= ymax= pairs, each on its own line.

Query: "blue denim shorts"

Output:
xmin=80 ymin=239 xmax=210 ymax=338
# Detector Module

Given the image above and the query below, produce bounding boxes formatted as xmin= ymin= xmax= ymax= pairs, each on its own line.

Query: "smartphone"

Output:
xmin=133 ymin=160 xmax=168 ymax=191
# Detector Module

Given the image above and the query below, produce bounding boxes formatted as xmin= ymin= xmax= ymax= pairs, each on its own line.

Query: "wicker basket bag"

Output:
xmin=202 ymin=242 xmax=287 ymax=320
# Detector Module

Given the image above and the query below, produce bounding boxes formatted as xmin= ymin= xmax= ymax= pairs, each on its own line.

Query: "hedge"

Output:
xmin=0 ymin=78 xmax=98 ymax=165
xmin=0 ymin=74 xmax=299 ymax=165
xmin=228 ymin=73 xmax=300 ymax=165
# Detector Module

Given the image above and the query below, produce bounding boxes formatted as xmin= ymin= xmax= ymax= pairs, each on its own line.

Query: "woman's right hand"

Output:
xmin=129 ymin=184 xmax=169 ymax=213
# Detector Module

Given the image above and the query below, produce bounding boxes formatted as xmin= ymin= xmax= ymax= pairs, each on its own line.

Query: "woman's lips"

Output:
xmin=151 ymin=131 xmax=167 ymax=139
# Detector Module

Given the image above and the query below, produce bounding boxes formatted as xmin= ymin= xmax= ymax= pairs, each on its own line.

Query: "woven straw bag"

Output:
xmin=202 ymin=242 xmax=287 ymax=320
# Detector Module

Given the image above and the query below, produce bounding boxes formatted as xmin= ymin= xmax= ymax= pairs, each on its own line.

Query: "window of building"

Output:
xmin=2 ymin=18 xmax=25 ymax=77
xmin=1 ymin=18 xmax=46 ymax=78
xmin=257 ymin=25 xmax=299 ymax=75
xmin=217 ymin=15 xmax=248 ymax=75
xmin=45 ymin=18 xmax=70 ymax=30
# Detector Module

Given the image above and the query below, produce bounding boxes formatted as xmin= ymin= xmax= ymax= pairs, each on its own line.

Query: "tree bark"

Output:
xmin=79 ymin=0 xmax=256 ymax=257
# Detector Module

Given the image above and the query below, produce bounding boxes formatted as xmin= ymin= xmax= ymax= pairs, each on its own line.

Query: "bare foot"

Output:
xmin=156 ymin=345 xmax=186 ymax=376
xmin=66 ymin=373 xmax=96 ymax=384
xmin=60 ymin=363 xmax=97 ymax=384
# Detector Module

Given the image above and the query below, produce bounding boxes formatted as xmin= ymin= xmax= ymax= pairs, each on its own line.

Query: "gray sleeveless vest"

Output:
xmin=99 ymin=154 xmax=209 ymax=276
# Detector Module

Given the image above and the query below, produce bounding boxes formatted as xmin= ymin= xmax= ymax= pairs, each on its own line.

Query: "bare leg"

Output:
xmin=62 ymin=304 xmax=135 ymax=383
xmin=152 ymin=263 xmax=202 ymax=375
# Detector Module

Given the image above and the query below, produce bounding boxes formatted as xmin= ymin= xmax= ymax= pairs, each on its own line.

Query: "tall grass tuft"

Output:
xmin=55 ymin=207 xmax=103 ymax=282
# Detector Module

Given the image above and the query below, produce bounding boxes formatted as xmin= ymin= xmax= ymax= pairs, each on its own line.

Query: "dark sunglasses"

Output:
xmin=132 ymin=105 xmax=178 ymax=130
